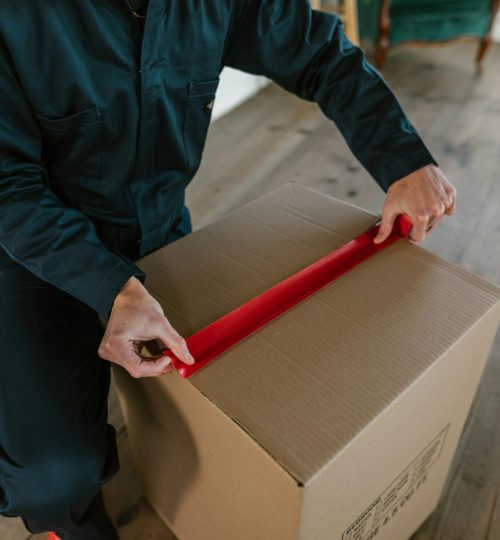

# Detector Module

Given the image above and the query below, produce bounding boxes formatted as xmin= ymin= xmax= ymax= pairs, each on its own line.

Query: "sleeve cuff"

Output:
xmin=90 ymin=257 xmax=147 ymax=320
xmin=376 ymin=148 xmax=438 ymax=193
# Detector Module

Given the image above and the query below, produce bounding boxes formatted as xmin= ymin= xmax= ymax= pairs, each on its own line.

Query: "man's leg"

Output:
xmin=0 ymin=247 xmax=119 ymax=539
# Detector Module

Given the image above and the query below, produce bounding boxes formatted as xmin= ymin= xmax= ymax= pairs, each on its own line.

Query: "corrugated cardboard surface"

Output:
xmin=299 ymin=299 xmax=500 ymax=539
xmin=138 ymin=184 xmax=379 ymax=339
xmin=137 ymin=184 xmax=500 ymax=485
xmin=115 ymin=365 xmax=302 ymax=540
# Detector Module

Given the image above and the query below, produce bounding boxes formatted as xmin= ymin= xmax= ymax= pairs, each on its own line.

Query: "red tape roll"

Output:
xmin=163 ymin=214 xmax=413 ymax=378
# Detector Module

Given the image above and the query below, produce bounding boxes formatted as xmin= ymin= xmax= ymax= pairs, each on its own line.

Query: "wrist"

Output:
xmin=112 ymin=276 xmax=143 ymax=308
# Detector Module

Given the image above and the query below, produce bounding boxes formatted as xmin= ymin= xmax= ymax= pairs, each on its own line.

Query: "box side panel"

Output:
xmin=299 ymin=305 xmax=500 ymax=540
xmin=114 ymin=369 xmax=302 ymax=540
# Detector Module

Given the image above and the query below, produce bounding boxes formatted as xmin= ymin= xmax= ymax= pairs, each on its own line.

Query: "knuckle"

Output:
xmin=98 ymin=341 xmax=112 ymax=358
xmin=173 ymin=334 xmax=185 ymax=347
xmin=130 ymin=369 xmax=141 ymax=379
xmin=415 ymin=214 xmax=428 ymax=224
xmin=429 ymin=204 xmax=442 ymax=216
xmin=152 ymin=298 xmax=164 ymax=312
xmin=382 ymin=200 xmax=393 ymax=212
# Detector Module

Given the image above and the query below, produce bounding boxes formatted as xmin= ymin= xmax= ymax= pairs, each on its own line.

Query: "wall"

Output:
xmin=212 ymin=68 xmax=269 ymax=122
xmin=494 ymin=14 xmax=500 ymax=41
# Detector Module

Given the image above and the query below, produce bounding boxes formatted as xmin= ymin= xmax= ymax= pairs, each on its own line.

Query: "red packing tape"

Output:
xmin=162 ymin=214 xmax=413 ymax=378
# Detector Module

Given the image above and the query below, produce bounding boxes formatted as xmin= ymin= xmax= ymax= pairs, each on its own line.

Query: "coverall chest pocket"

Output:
xmin=183 ymin=78 xmax=220 ymax=172
xmin=34 ymin=105 xmax=103 ymax=182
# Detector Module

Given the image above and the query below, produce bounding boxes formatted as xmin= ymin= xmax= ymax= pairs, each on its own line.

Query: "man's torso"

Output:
xmin=0 ymin=0 xmax=233 ymax=256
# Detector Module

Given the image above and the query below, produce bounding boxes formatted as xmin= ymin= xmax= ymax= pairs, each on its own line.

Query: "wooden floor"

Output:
xmin=2 ymin=41 xmax=499 ymax=539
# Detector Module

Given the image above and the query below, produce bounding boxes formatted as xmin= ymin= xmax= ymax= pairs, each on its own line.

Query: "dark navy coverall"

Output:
xmin=0 ymin=0 xmax=437 ymax=537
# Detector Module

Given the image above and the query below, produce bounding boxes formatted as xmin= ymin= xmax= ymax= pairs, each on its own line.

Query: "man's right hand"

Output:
xmin=98 ymin=276 xmax=195 ymax=378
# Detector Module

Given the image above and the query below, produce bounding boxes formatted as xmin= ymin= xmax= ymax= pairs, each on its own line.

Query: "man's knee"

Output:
xmin=7 ymin=454 xmax=102 ymax=524
xmin=3 ymin=430 xmax=118 ymax=528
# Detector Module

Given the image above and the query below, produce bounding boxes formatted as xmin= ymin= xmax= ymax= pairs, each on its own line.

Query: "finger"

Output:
xmin=444 ymin=193 xmax=457 ymax=215
xmin=434 ymin=201 xmax=447 ymax=217
xmin=426 ymin=198 xmax=450 ymax=234
xmin=98 ymin=336 xmax=117 ymax=361
xmin=441 ymin=184 xmax=457 ymax=215
xmin=160 ymin=363 xmax=176 ymax=375
xmin=425 ymin=214 xmax=443 ymax=234
xmin=156 ymin=323 xmax=195 ymax=366
xmin=125 ymin=349 xmax=173 ymax=378
xmin=138 ymin=355 xmax=173 ymax=378
xmin=409 ymin=213 xmax=428 ymax=243
xmin=373 ymin=205 xmax=398 ymax=244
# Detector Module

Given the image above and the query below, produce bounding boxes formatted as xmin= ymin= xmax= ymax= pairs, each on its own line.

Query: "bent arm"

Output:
xmin=224 ymin=0 xmax=436 ymax=191
xmin=0 ymin=37 xmax=145 ymax=319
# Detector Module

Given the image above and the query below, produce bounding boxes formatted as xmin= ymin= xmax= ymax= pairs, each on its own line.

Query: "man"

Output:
xmin=0 ymin=0 xmax=456 ymax=538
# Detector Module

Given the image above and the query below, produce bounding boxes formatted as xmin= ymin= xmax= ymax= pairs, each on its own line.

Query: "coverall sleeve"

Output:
xmin=0 ymin=38 xmax=145 ymax=320
xmin=224 ymin=0 xmax=437 ymax=192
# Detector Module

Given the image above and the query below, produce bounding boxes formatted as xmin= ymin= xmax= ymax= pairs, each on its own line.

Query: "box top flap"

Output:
xmin=137 ymin=184 xmax=500 ymax=483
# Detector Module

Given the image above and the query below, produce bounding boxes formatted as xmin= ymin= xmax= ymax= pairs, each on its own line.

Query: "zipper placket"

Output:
xmin=122 ymin=0 xmax=152 ymax=252
xmin=122 ymin=0 xmax=150 ymax=75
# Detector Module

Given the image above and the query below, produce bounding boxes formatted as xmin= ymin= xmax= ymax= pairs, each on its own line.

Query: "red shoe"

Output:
xmin=47 ymin=533 xmax=61 ymax=540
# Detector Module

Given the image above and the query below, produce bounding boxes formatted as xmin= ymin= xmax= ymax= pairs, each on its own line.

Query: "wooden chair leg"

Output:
xmin=476 ymin=37 xmax=492 ymax=74
xmin=374 ymin=0 xmax=391 ymax=71
xmin=374 ymin=40 xmax=389 ymax=71
xmin=477 ymin=0 xmax=500 ymax=74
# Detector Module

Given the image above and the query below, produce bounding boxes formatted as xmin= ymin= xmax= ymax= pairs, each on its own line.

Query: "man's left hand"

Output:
xmin=373 ymin=164 xmax=457 ymax=244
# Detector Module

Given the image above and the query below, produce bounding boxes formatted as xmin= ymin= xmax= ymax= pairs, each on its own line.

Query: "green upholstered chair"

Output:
xmin=357 ymin=0 xmax=499 ymax=71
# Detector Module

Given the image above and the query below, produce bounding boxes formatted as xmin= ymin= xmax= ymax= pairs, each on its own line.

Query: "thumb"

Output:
xmin=157 ymin=322 xmax=195 ymax=366
xmin=373 ymin=206 xmax=397 ymax=244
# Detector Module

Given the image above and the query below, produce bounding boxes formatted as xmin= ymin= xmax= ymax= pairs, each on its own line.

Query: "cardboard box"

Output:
xmin=114 ymin=184 xmax=500 ymax=540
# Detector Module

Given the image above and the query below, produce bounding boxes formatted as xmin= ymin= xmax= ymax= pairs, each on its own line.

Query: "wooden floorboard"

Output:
xmin=2 ymin=41 xmax=499 ymax=538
